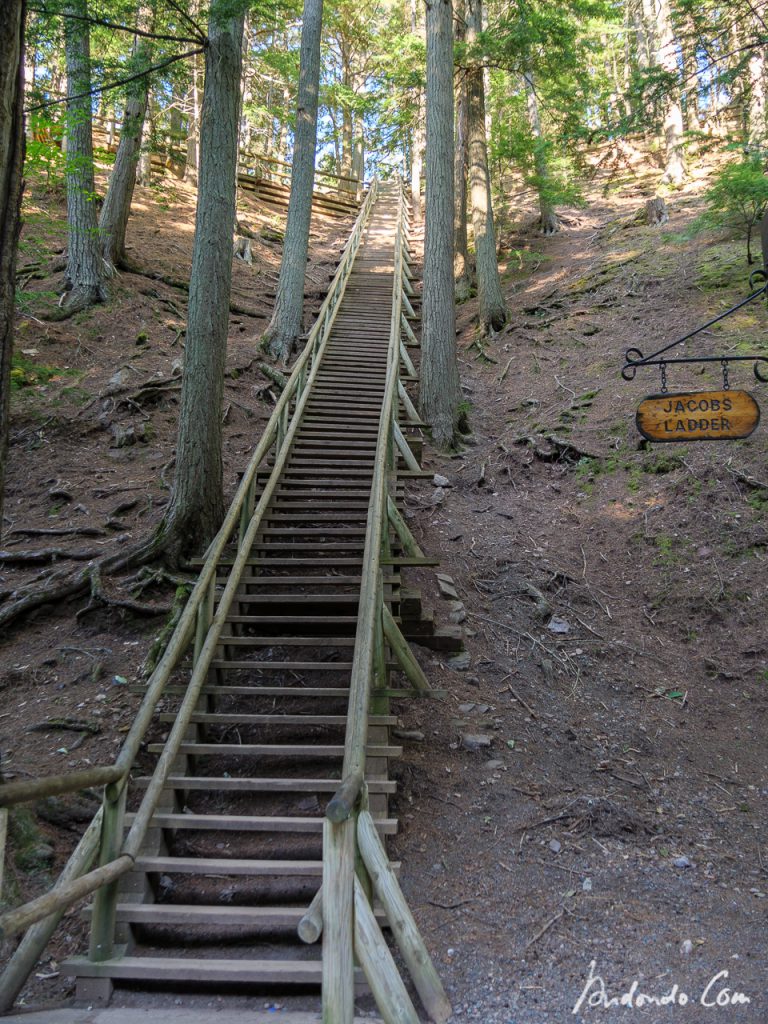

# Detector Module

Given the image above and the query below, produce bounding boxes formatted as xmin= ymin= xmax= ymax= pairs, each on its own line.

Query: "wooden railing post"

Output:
xmin=238 ymin=478 xmax=254 ymax=546
xmin=87 ymin=784 xmax=127 ymax=962
xmin=193 ymin=577 xmax=214 ymax=665
xmin=322 ymin=818 xmax=355 ymax=1024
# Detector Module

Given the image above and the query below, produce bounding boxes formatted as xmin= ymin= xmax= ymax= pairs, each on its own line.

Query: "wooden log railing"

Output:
xmin=0 ymin=182 xmax=378 ymax=1011
xmin=90 ymin=115 xmax=365 ymax=198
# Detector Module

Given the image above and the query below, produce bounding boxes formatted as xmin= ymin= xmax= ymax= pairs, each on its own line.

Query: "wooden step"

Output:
xmin=214 ymin=635 xmax=356 ymax=646
xmin=134 ymin=855 xmax=400 ymax=877
xmin=222 ymin=615 xmax=359 ymax=626
xmin=145 ymin=742 xmax=401 ymax=757
xmin=156 ymin=713 xmax=396 ymax=727
xmin=134 ymin=685 xmax=352 ymax=697
xmin=87 ymin=904 xmax=329 ymax=928
xmin=125 ymin=812 xmax=398 ymax=834
xmin=135 ymin=856 xmax=326 ymax=875
xmin=134 ymin=777 xmax=397 ymax=794
xmin=62 ymin=955 xmax=326 ymax=985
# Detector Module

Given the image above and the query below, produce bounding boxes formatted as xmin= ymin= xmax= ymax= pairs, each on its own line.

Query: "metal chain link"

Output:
xmin=722 ymin=359 xmax=730 ymax=391
xmin=660 ymin=360 xmax=668 ymax=394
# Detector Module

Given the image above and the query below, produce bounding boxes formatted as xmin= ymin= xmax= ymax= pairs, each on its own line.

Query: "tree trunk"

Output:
xmin=748 ymin=38 xmax=766 ymax=148
xmin=655 ymin=0 xmax=685 ymax=185
xmin=466 ymin=0 xmax=505 ymax=333
xmin=409 ymin=0 xmax=425 ymax=221
xmin=0 ymin=0 xmax=26 ymax=542
xmin=99 ymin=2 xmax=153 ymax=272
xmin=184 ymin=3 xmax=201 ymax=186
xmin=410 ymin=98 xmax=425 ymax=222
xmin=524 ymin=69 xmax=559 ymax=235
xmin=165 ymin=0 xmax=245 ymax=552
xmin=420 ymin=0 xmax=460 ymax=449
xmin=63 ymin=0 xmax=106 ymax=313
xmin=453 ymin=0 xmax=473 ymax=300
xmin=259 ymin=0 xmax=323 ymax=363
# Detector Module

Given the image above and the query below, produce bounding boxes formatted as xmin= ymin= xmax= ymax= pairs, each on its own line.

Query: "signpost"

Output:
xmin=636 ymin=390 xmax=760 ymax=443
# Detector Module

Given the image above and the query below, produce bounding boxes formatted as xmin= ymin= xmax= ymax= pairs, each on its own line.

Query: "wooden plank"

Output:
xmin=61 ymin=956 xmax=325 ymax=985
xmin=135 ymin=857 xmax=326 ymax=876
xmin=156 ymin=713 xmax=396 ymax=727
xmin=144 ymin=743 xmax=402 ymax=758
xmin=124 ymin=813 xmax=398 ymax=834
xmin=87 ymin=905 xmax=317 ymax=927
xmin=133 ymin=778 xmax=397 ymax=794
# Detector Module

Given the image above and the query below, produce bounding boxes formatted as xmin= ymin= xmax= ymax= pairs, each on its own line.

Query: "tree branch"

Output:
xmin=26 ymin=47 xmax=205 ymax=113
xmin=28 ymin=6 xmax=204 ymax=45
xmin=163 ymin=0 xmax=207 ymax=41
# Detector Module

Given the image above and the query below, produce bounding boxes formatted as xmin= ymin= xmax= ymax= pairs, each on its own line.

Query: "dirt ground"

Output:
xmin=3 ymin=153 xmax=768 ymax=1022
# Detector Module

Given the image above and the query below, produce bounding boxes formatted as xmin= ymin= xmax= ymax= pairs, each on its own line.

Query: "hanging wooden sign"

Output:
xmin=636 ymin=390 xmax=760 ymax=442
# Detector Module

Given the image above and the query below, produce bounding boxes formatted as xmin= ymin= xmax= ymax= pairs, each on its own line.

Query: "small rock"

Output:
xmin=430 ymin=488 xmax=446 ymax=505
xmin=437 ymin=577 xmax=459 ymax=600
xmin=485 ymin=759 xmax=504 ymax=770
xmin=110 ymin=424 xmax=136 ymax=448
xmin=433 ymin=473 xmax=451 ymax=488
xmin=448 ymin=651 xmax=471 ymax=671
xmin=393 ymin=729 xmax=425 ymax=742
xmin=466 ymin=675 xmax=480 ymax=687
xmin=448 ymin=600 xmax=466 ymax=623
xmin=549 ymin=839 xmax=562 ymax=854
xmin=582 ymin=877 xmax=593 ymax=892
xmin=547 ymin=616 xmax=571 ymax=635
xmin=680 ymin=939 xmax=694 ymax=956
xmin=673 ymin=856 xmax=693 ymax=869
xmin=458 ymin=703 xmax=476 ymax=714
xmin=460 ymin=732 xmax=492 ymax=751
xmin=106 ymin=368 xmax=129 ymax=392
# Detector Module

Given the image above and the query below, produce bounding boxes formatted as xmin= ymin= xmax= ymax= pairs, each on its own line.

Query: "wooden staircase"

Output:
xmin=59 ymin=185 xmax=454 ymax=1013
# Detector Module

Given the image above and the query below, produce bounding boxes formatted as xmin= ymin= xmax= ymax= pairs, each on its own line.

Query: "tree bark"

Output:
xmin=409 ymin=0 xmax=425 ymax=221
xmin=466 ymin=0 xmax=505 ymax=333
xmin=165 ymin=0 xmax=245 ymax=552
xmin=655 ymin=0 xmax=685 ymax=185
xmin=260 ymin=0 xmax=324 ymax=363
xmin=523 ymin=69 xmax=559 ymax=235
xmin=0 ymin=0 xmax=26 ymax=542
xmin=420 ymin=0 xmax=460 ymax=449
xmin=747 ymin=35 xmax=766 ymax=148
xmin=99 ymin=3 xmax=153 ymax=272
xmin=63 ymin=0 xmax=106 ymax=313
xmin=453 ymin=0 xmax=472 ymax=300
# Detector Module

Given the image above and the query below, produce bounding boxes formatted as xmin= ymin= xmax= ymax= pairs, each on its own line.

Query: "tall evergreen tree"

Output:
xmin=466 ymin=0 xmax=506 ymax=333
xmin=421 ymin=0 xmax=460 ymax=448
xmin=99 ymin=2 xmax=154 ymax=272
xmin=0 ymin=0 xmax=26 ymax=542
xmin=260 ymin=0 xmax=324 ymax=363
xmin=165 ymin=0 xmax=245 ymax=550
xmin=63 ymin=0 xmax=107 ymax=313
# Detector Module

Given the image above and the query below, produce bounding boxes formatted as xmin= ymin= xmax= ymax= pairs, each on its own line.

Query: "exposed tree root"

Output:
xmin=0 ymin=526 xmax=180 ymax=630
xmin=125 ymin=265 xmax=267 ymax=319
xmin=258 ymin=361 xmax=287 ymax=391
xmin=0 ymin=547 xmax=100 ymax=565
xmin=75 ymin=565 xmax=172 ymax=620
xmin=10 ymin=526 xmax=107 ymax=538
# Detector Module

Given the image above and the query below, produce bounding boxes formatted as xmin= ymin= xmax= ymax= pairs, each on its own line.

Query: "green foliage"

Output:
xmin=9 ymin=352 xmax=80 ymax=391
xmin=25 ymin=113 xmax=66 ymax=188
xmin=705 ymin=156 xmax=768 ymax=264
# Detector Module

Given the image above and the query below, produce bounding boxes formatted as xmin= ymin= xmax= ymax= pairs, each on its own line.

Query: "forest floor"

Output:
xmin=3 ymin=152 xmax=768 ymax=1022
